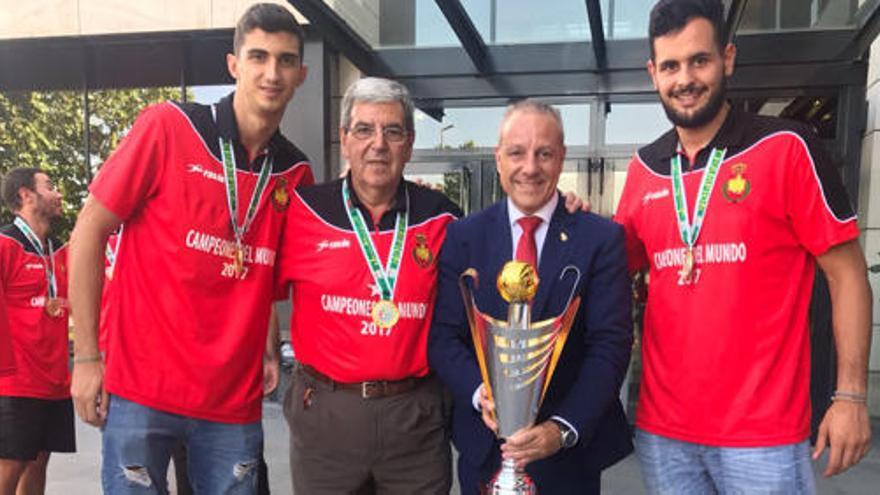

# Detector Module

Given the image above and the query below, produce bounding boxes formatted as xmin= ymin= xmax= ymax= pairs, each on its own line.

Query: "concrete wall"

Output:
xmin=0 ymin=0 xmax=306 ymax=40
xmin=861 ymin=33 xmax=880 ymax=416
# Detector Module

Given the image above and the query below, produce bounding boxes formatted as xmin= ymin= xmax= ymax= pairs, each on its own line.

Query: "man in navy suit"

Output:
xmin=429 ymin=100 xmax=633 ymax=495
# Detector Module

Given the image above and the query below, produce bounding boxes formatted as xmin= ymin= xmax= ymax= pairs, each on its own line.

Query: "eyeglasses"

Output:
xmin=346 ymin=124 xmax=408 ymax=143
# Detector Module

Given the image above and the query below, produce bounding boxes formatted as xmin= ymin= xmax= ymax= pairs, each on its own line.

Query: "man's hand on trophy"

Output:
xmin=478 ymin=384 xmax=499 ymax=434
xmin=501 ymin=421 xmax=563 ymax=468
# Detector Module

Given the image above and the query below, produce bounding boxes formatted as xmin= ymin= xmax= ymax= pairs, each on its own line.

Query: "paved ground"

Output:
xmin=46 ymin=401 xmax=880 ymax=494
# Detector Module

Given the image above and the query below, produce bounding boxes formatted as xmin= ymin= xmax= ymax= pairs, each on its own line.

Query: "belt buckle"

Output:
xmin=361 ymin=381 xmax=381 ymax=399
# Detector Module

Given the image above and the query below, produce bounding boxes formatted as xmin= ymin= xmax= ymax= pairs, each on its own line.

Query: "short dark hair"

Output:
xmin=649 ymin=0 xmax=726 ymax=59
xmin=233 ymin=3 xmax=305 ymax=58
xmin=2 ymin=167 xmax=42 ymax=212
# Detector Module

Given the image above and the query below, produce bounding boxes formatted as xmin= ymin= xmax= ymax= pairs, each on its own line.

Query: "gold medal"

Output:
xmin=232 ymin=245 xmax=245 ymax=277
xmin=372 ymin=300 xmax=400 ymax=329
xmin=680 ymin=247 xmax=695 ymax=282
xmin=45 ymin=297 xmax=64 ymax=318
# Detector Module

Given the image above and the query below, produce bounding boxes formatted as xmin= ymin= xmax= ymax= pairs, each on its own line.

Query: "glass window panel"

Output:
xmin=606 ymin=103 xmax=670 ymax=145
xmin=462 ymin=0 xmax=590 ymax=44
xmin=324 ymin=0 xmax=462 ymax=48
xmin=404 ymin=167 xmax=471 ymax=213
xmin=412 ymin=0 xmax=465 ymax=47
xmin=738 ymin=0 xmax=857 ymax=33
xmin=607 ymin=0 xmax=651 ymax=39
xmin=414 ymin=103 xmax=589 ymax=150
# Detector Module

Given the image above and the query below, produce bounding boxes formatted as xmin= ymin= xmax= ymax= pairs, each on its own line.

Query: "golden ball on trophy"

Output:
xmin=496 ymin=260 xmax=539 ymax=303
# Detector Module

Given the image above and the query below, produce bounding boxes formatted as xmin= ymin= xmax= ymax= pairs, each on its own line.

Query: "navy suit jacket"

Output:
xmin=428 ymin=195 xmax=633 ymax=493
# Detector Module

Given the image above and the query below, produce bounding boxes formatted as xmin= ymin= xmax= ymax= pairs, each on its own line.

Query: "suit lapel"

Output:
xmin=531 ymin=197 xmax=576 ymax=319
xmin=481 ymin=201 xmax=514 ymax=319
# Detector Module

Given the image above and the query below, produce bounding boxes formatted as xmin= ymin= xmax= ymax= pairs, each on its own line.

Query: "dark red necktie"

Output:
xmin=515 ymin=216 xmax=542 ymax=269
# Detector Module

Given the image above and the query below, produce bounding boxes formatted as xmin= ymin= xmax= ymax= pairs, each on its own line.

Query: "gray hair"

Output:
xmin=498 ymin=99 xmax=565 ymax=145
xmin=340 ymin=77 xmax=415 ymax=133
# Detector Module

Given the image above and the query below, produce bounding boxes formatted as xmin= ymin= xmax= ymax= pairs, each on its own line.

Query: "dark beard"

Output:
xmin=661 ymin=77 xmax=727 ymax=129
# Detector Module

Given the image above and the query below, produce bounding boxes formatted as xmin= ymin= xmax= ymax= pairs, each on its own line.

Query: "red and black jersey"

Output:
xmin=90 ymin=92 xmax=313 ymax=423
xmin=0 ymin=284 xmax=15 ymax=377
xmin=0 ymin=224 xmax=70 ymax=399
xmin=615 ymin=107 xmax=858 ymax=446
xmin=279 ymin=176 xmax=462 ymax=383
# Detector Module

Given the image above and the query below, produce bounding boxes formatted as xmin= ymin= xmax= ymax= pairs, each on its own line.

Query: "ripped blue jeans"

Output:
xmin=102 ymin=395 xmax=262 ymax=494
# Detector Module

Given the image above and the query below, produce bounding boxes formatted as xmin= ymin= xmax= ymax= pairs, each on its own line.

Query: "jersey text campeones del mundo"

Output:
xmin=279 ymin=177 xmax=460 ymax=382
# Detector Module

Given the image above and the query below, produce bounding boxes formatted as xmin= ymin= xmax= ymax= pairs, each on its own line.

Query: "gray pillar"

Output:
xmin=280 ymin=35 xmax=330 ymax=183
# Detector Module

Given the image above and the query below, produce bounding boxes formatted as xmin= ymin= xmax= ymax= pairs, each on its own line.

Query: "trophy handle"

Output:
xmin=559 ymin=265 xmax=582 ymax=311
xmin=532 ymin=265 xmax=582 ymax=402
xmin=459 ymin=269 xmax=497 ymax=424
xmin=540 ymin=296 xmax=580 ymax=402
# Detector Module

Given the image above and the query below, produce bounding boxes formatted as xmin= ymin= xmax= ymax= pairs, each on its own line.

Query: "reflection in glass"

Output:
xmin=405 ymin=168 xmax=471 ymax=214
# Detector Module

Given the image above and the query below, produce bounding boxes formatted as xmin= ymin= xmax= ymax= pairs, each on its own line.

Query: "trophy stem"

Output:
xmin=490 ymin=458 xmax=535 ymax=495
xmin=507 ymin=302 xmax=530 ymax=329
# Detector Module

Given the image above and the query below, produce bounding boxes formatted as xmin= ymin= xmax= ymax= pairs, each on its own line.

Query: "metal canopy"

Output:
xmin=725 ymin=0 xmax=748 ymax=42
xmin=842 ymin=0 xmax=880 ymax=60
xmin=286 ymin=0 xmax=389 ymax=75
xmin=0 ymin=0 xmax=878 ymax=106
xmin=585 ymin=0 xmax=608 ymax=70
xmin=435 ymin=0 xmax=492 ymax=74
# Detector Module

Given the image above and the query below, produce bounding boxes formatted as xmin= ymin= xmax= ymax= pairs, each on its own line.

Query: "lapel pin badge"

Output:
xmin=560 ymin=231 xmax=569 ymax=242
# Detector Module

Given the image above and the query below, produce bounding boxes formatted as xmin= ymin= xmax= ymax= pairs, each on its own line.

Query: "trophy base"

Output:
xmin=481 ymin=459 xmax=536 ymax=495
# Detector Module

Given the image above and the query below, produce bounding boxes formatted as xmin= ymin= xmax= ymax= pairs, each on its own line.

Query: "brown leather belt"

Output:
xmin=299 ymin=364 xmax=428 ymax=399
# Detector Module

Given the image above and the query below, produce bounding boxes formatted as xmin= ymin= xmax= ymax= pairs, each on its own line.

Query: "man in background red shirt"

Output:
xmin=0 ymin=167 xmax=73 ymax=495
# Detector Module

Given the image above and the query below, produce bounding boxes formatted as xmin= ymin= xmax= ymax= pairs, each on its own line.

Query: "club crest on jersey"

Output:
xmin=412 ymin=234 xmax=434 ymax=268
xmin=272 ymin=177 xmax=290 ymax=212
xmin=723 ymin=163 xmax=750 ymax=203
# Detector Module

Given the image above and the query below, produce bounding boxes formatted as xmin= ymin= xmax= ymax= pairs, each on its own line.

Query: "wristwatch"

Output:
xmin=550 ymin=419 xmax=577 ymax=449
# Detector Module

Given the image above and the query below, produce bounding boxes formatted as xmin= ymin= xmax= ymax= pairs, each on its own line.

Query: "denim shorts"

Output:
xmin=635 ymin=428 xmax=816 ymax=495
xmin=101 ymin=395 xmax=262 ymax=495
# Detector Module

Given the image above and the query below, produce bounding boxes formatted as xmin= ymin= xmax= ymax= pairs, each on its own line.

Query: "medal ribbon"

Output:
xmin=213 ymin=106 xmax=273 ymax=252
xmin=670 ymin=147 xmax=727 ymax=250
xmin=341 ymin=179 xmax=408 ymax=301
xmin=219 ymin=139 xmax=272 ymax=249
xmin=105 ymin=226 xmax=124 ymax=273
xmin=14 ymin=216 xmax=56 ymax=298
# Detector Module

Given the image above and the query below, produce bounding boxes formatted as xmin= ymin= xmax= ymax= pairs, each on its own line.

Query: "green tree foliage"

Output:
xmin=0 ymin=87 xmax=184 ymax=239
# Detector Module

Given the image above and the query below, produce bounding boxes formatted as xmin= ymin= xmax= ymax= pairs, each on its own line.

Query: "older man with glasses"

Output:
xmin=276 ymin=77 xmax=461 ymax=494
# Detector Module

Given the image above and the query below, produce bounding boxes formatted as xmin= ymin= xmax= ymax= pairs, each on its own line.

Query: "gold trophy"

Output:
xmin=459 ymin=261 xmax=581 ymax=495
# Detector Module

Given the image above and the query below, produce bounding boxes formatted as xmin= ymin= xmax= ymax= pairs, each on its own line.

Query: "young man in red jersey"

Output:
xmin=0 ymin=167 xmax=73 ymax=495
xmin=615 ymin=1 xmax=872 ymax=493
xmin=68 ymin=4 xmax=311 ymax=493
